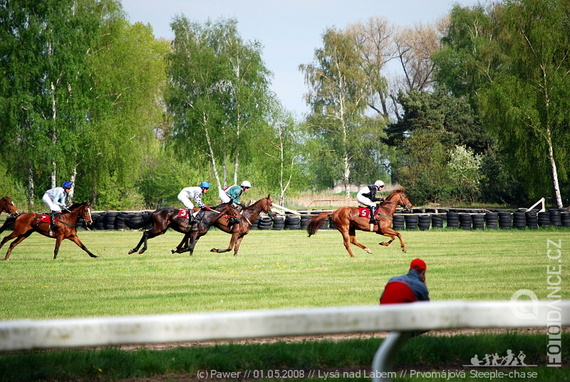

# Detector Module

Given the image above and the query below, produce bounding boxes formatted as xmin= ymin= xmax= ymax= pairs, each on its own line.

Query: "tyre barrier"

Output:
xmin=74 ymin=208 xmax=570 ymax=232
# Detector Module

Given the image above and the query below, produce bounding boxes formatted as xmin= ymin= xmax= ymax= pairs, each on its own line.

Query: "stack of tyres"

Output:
xmin=104 ymin=212 xmax=117 ymax=230
xmin=485 ymin=212 xmax=499 ymax=229
xmin=472 ymin=214 xmax=485 ymax=230
xmin=459 ymin=214 xmax=472 ymax=230
xmin=94 ymin=212 xmax=105 ymax=230
xmin=392 ymin=214 xmax=405 ymax=230
xmin=405 ymin=214 xmax=418 ymax=230
xmin=538 ymin=212 xmax=551 ymax=227
xmin=431 ymin=214 xmax=444 ymax=229
xmin=272 ymin=215 xmax=285 ymax=230
xmin=561 ymin=211 xmax=570 ymax=227
xmin=285 ymin=215 xmax=301 ymax=230
xmin=498 ymin=211 xmax=512 ymax=229
xmin=418 ymin=215 xmax=431 ymax=230
xmin=526 ymin=211 xmax=539 ymax=229
xmin=513 ymin=211 xmax=527 ymax=229
xmin=447 ymin=211 xmax=459 ymax=228
xmin=549 ymin=209 xmax=562 ymax=227
xmin=300 ymin=214 xmax=312 ymax=230
xmin=257 ymin=216 xmax=272 ymax=230
xmin=115 ymin=212 xmax=130 ymax=230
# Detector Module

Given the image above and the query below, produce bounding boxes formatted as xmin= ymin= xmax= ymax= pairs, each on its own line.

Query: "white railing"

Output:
xmin=1 ymin=300 xmax=568 ymax=381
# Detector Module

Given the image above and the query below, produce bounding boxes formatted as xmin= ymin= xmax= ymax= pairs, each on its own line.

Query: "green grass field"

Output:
xmin=0 ymin=228 xmax=567 ymax=319
xmin=0 ymin=228 xmax=568 ymax=381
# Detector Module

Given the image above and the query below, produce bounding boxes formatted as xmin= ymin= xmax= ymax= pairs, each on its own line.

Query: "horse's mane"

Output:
xmin=65 ymin=202 xmax=89 ymax=212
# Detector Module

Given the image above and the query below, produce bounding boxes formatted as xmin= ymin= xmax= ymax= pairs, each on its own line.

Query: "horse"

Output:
xmin=173 ymin=195 xmax=274 ymax=256
xmin=0 ymin=202 xmax=96 ymax=260
xmin=307 ymin=189 xmax=413 ymax=257
xmin=0 ymin=197 xmax=18 ymax=216
xmin=127 ymin=203 xmax=240 ymax=255
xmin=0 ymin=197 xmax=19 ymax=234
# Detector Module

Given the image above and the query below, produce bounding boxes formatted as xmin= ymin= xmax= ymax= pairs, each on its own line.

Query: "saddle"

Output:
xmin=358 ymin=207 xmax=372 ymax=219
xmin=177 ymin=209 xmax=190 ymax=218
xmin=38 ymin=214 xmax=52 ymax=224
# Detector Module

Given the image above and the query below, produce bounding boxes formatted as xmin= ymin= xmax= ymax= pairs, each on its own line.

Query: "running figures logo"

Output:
xmin=464 ymin=349 xmax=537 ymax=367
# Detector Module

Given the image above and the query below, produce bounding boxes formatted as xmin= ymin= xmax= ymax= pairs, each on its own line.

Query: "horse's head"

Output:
xmin=388 ymin=189 xmax=413 ymax=211
xmin=78 ymin=202 xmax=93 ymax=226
xmin=1 ymin=197 xmax=18 ymax=216
xmin=261 ymin=194 xmax=274 ymax=216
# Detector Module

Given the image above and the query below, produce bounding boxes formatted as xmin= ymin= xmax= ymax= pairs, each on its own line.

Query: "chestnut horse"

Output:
xmin=0 ymin=197 xmax=19 ymax=234
xmin=0 ymin=197 xmax=18 ymax=216
xmin=127 ymin=203 xmax=240 ymax=255
xmin=0 ymin=202 xmax=96 ymax=260
xmin=173 ymin=195 xmax=273 ymax=256
xmin=307 ymin=189 xmax=412 ymax=257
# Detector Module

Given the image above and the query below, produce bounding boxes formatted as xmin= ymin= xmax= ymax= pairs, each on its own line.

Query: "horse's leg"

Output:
xmin=337 ymin=228 xmax=356 ymax=258
xmin=345 ymin=226 xmax=372 ymax=255
xmin=210 ymin=232 xmax=236 ymax=253
xmin=232 ymin=235 xmax=246 ymax=256
xmin=4 ymin=231 xmax=33 ymax=260
xmin=65 ymin=234 xmax=98 ymax=258
xmin=0 ymin=230 xmax=19 ymax=249
xmin=172 ymin=232 xmax=191 ymax=253
xmin=377 ymin=225 xmax=407 ymax=253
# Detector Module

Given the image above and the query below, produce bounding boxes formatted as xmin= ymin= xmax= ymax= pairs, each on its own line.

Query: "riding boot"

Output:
xmin=50 ymin=211 xmax=60 ymax=236
xmin=369 ymin=206 xmax=376 ymax=224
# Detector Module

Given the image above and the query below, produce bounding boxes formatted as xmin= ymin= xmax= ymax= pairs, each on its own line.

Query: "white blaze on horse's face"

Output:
xmin=85 ymin=207 xmax=93 ymax=224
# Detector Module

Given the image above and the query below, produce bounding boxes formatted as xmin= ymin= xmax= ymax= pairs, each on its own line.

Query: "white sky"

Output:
xmin=121 ymin=0 xmax=488 ymax=117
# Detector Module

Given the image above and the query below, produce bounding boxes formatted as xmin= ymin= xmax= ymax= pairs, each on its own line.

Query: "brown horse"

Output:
xmin=0 ymin=202 xmax=96 ymax=260
xmin=0 ymin=197 xmax=19 ymax=234
xmin=173 ymin=195 xmax=274 ymax=256
xmin=307 ymin=189 xmax=412 ymax=257
xmin=0 ymin=197 xmax=18 ymax=216
xmin=128 ymin=203 xmax=240 ymax=255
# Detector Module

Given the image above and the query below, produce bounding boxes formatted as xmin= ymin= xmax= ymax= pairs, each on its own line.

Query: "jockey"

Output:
xmin=177 ymin=182 xmax=211 ymax=221
xmin=42 ymin=181 xmax=73 ymax=235
xmin=356 ymin=180 xmax=385 ymax=223
xmin=219 ymin=181 xmax=251 ymax=206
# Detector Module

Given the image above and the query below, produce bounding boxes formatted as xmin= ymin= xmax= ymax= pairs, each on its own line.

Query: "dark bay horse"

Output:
xmin=307 ymin=189 xmax=412 ymax=257
xmin=0 ymin=202 xmax=96 ymax=260
xmin=127 ymin=203 xmax=239 ymax=255
xmin=173 ymin=195 xmax=273 ymax=256
xmin=0 ymin=197 xmax=19 ymax=234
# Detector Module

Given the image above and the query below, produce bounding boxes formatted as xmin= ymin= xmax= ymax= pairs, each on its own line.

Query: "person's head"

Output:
xmin=374 ymin=180 xmax=385 ymax=190
xmin=409 ymin=258 xmax=427 ymax=283
xmin=62 ymin=181 xmax=73 ymax=192
xmin=199 ymin=181 xmax=211 ymax=193
xmin=240 ymin=181 xmax=251 ymax=191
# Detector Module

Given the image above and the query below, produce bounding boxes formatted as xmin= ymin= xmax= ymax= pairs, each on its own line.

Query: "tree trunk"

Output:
xmin=546 ymin=126 xmax=563 ymax=209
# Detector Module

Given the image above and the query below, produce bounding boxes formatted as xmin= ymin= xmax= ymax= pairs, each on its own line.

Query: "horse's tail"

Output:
xmin=125 ymin=212 xmax=152 ymax=230
xmin=307 ymin=212 xmax=332 ymax=237
xmin=0 ymin=215 xmax=17 ymax=234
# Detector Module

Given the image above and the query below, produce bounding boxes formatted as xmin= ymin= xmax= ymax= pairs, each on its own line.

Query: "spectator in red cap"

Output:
xmin=379 ymin=258 xmax=429 ymax=304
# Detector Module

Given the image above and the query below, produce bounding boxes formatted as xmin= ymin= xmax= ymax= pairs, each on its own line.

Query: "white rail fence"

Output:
xmin=1 ymin=300 xmax=568 ymax=381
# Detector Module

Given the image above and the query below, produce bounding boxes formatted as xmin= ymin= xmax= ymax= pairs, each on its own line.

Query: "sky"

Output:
xmin=121 ymin=0 xmax=488 ymax=117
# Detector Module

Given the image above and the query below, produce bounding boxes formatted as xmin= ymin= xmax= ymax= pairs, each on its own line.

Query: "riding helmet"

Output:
xmin=240 ymin=181 xmax=251 ymax=188
xmin=200 ymin=181 xmax=211 ymax=189
xmin=62 ymin=181 xmax=73 ymax=189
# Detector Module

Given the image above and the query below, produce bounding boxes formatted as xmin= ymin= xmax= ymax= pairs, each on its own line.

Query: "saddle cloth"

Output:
xmin=358 ymin=207 xmax=371 ymax=219
xmin=38 ymin=214 xmax=51 ymax=223
xmin=177 ymin=209 xmax=189 ymax=218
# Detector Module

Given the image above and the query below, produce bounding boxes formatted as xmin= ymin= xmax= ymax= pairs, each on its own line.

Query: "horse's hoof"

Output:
xmin=365 ymin=248 xmax=372 ymax=254
xmin=402 ymin=249 xmax=407 ymax=253
xmin=128 ymin=250 xmax=134 ymax=254
xmin=210 ymin=248 xmax=219 ymax=253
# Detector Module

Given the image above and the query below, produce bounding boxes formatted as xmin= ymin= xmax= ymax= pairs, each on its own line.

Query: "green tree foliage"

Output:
xmin=165 ymin=17 xmax=273 ymax=193
xmin=0 ymin=0 xmax=109 ymax=207
xmin=434 ymin=0 xmax=570 ymax=207
xmin=79 ymin=18 xmax=169 ymax=208
xmin=300 ymin=28 xmax=388 ymax=195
